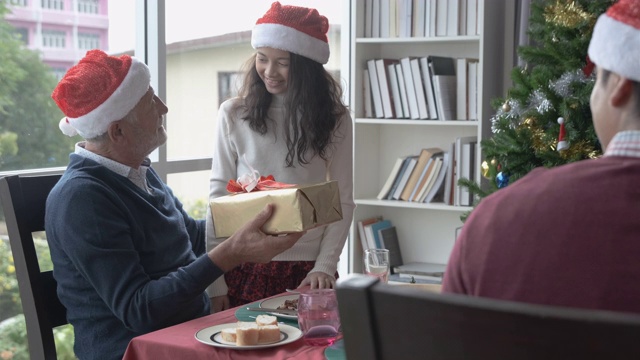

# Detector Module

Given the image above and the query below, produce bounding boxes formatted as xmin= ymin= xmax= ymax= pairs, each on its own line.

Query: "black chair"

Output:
xmin=336 ymin=274 xmax=640 ymax=360
xmin=0 ymin=174 xmax=67 ymax=360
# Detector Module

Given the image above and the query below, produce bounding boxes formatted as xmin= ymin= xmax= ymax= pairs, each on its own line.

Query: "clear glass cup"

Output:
xmin=297 ymin=289 xmax=343 ymax=346
xmin=363 ymin=248 xmax=390 ymax=283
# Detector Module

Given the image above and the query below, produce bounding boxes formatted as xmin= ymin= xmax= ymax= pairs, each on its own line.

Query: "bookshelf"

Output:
xmin=347 ymin=0 xmax=512 ymax=273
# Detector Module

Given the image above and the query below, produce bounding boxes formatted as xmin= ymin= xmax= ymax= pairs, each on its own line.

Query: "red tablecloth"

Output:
xmin=122 ymin=293 xmax=328 ymax=360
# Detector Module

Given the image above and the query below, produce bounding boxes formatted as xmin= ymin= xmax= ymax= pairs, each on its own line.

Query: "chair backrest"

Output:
xmin=0 ymin=174 xmax=66 ymax=360
xmin=336 ymin=274 xmax=640 ymax=360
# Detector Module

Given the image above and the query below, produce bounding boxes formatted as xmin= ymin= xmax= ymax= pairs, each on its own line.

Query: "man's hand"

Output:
xmin=210 ymin=295 xmax=230 ymax=313
xmin=209 ymin=204 xmax=304 ymax=272
xmin=299 ymin=271 xmax=336 ymax=289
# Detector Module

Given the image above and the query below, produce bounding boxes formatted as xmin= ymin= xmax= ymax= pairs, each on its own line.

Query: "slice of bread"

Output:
xmin=255 ymin=314 xmax=277 ymax=326
xmin=258 ymin=324 xmax=281 ymax=344
xmin=236 ymin=322 xmax=260 ymax=346
xmin=220 ymin=327 xmax=237 ymax=343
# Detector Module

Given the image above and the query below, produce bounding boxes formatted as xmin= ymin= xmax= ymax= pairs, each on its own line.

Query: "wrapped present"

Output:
xmin=210 ymin=180 xmax=343 ymax=237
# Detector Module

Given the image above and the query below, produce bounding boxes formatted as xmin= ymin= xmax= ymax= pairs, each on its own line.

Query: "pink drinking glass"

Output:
xmin=297 ymin=289 xmax=343 ymax=346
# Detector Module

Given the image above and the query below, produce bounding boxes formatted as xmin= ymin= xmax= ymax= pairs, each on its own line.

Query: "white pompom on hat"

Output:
xmin=51 ymin=49 xmax=151 ymax=139
xmin=251 ymin=1 xmax=330 ymax=64
xmin=588 ymin=0 xmax=640 ymax=82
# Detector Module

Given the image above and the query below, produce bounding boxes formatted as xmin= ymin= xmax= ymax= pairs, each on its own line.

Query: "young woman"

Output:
xmin=205 ymin=1 xmax=354 ymax=311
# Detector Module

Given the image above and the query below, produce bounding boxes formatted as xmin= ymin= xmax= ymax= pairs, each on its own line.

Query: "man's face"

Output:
xmin=129 ymin=87 xmax=168 ymax=157
xmin=255 ymin=47 xmax=290 ymax=95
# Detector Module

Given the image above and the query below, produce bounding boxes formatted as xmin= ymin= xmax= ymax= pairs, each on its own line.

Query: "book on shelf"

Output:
xmin=458 ymin=0 xmax=467 ymax=35
xmin=466 ymin=0 xmax=478 ymax=35
xmin=378 ymin=226 xmax=403 ymax=271
xmin=454 ymin=135 xmax=477 ymax=206
xmin=410 ymin=157 xmax=435 ymax=201
xmin=412 ymin=0 xmax=426 ymax=37
xmin=416 ymin=154 xmax=444 ymax=203
xmin=387 ymin=63 xmax=404 ymax=118
xmin=364 ymin=0 xmax=373 ymax=38
xmin=409 ymin=58 xmax=430 ymax=119
xmin=456 ymin=58 xmax=478 ymax=120
xmin=394 ymin=63 xmax=411 ymax=118
xmin=393 ymin=261 xmax=446 ymax=278
xmin=390 ymin=155 xmax=419 ymax=200
xmin=428 ymin=55 xmax=457 ymax=121
xmin=397 ymin=0 xmax=412 ymax=37
xmin=425 ymin=0 xmax=436 ymax=37
xmin=379 ymin=0 xmax=390 ymax=38
xmin=364 ymin=219 xmax=393 ymax=249
xmin=372 ymin=0 xmax=381 ymax=38
xmin=389 ymin=273 xmax=442 ymax=284
xmin=399 ymin=57 xmax=420 ymax=119
xmin=363 ymin=69 xmax=373 ymax=118
xmin=357 ymin=216 xmax=383 ymax=251
xmin=424 ymin=151 xmax=450 ymax=203
xmin=418 ymin=57 xmax=438 ymax=119
xmin=400 ymin=147 xmax=442 ymax=201
xmin=443 ymin=141 xmax=456 ymax=205
xmin=366 ymin=59 xmax=384 ymax=118
xmin=398 ymin=273 xmax=443 ymax=282
xmin=385 ymin=155 xmax=415 ymax=200
xmin=446 ymin=0 xmax=460 ymax=36
xmin=377 ymin=156 xmax=406 ymax=200
xmin=468 ymin=61 xmax=479 ymax=120
xmin=375 ymin=58 xmax=400 ymax=118
xmin=388 ymin=0 xmax=398 ymax=38
xmin=436 ymin=0 xmax=448 ymax=36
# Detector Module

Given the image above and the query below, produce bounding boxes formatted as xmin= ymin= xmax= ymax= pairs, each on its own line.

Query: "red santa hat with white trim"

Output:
xmin=588 ymin=0 xmax=640 ymax=82
xmin=251 ymin=1 xmax=330 ymax=64
xmin=51 ymin=49 xmax=151 ymax=139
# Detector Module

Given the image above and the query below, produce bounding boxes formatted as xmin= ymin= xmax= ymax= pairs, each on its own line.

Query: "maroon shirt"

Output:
xmin=443 ymin=150 xmax=640 ymax=313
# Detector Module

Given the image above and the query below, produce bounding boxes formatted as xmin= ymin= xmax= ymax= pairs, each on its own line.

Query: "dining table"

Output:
xmin=121 ymin=292 xmax=346 ymax=360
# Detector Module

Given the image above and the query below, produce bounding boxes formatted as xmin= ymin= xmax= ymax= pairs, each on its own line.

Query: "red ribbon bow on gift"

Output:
xmin=226 ymin=174 xmax=296 ymax=193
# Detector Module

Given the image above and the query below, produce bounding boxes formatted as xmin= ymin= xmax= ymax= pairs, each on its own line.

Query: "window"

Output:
xmin=77 ymin=0 xmax=99 ymax=14
xmin=42 ymin=29 xmax=65 ymax=48
xmin=218 ymin=71 xmax=242 ymax=105
xmin=9 ymin=0 xmax=27 ymax=6
xmin=51 ymin=67 xmax=67 ymax=81
xmin=13 ymin=27 xmax=28 ymax=45
xmin=41 ymin=0 xmax=64 ymax=10
xmin=78 ymin=32 xmax=99 ymax=50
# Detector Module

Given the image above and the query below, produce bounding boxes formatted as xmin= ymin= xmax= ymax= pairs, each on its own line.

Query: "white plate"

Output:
xmin=259 ymin=294 xmax=299 ymax=320
xmin=194 ymin=323 xmax=302 ymax=350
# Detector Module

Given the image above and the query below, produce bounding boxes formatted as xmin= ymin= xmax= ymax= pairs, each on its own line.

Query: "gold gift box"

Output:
xmin=210 ymin=180 xmax=343 ymax=237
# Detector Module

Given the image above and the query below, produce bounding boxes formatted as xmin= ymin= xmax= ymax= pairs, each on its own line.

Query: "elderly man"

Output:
xmin=46 ymin=49 xmax=303 ymax=360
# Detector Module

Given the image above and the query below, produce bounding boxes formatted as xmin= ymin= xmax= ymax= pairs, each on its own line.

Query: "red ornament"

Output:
xmin=582 ymin=55 xmax=595 ymax=77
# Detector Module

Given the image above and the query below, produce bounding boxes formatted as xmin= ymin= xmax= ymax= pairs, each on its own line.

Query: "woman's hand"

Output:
xmin=211 ymin=295 xmax=230 ymax=313
xmin=299 ymin=271 xmax=336 ymax=289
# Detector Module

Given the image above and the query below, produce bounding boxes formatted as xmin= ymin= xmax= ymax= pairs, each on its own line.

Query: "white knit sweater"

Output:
xmin=205 ymin=94 xmax=355 ymax=296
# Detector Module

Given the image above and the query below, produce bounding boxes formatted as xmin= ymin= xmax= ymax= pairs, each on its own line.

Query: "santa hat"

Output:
xmin=557 ymin=117 xmax=568 ymax=151
xmin=251 ymin=1 xmax=330 ymax=64
xmin=51 ymin=49 xmax=151 ymax=138
xmin=588 ymin=0 xmax=640 ymax=82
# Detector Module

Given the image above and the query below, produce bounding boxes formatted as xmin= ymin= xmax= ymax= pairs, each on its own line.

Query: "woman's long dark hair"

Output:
xmin=236 ymin=52 xmax=348 ymax=167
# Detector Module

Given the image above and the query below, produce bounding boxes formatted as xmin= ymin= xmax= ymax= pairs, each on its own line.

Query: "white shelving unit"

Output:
xmin=347 ymin=0 xmax=512 ymax=273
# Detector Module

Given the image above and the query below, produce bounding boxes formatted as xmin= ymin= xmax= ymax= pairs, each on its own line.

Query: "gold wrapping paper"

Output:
xmin=210 ymin=181 xmax=343 ymax=237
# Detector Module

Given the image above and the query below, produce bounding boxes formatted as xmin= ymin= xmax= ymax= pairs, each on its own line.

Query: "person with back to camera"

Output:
xmin=46 ymin=49 xmax=304 ymax=360
xmin=206 ymin=1 xmax=355 ymax=311
xmin=442 ymin=0 xmax=640 ymax=314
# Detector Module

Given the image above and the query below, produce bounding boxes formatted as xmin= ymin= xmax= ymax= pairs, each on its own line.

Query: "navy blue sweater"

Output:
xmin=45 ymin=154 xmax=222 ymax=360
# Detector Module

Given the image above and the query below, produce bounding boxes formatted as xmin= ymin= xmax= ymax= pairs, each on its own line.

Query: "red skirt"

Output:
xmin=225 ymin=261 xmax=335 ymax=307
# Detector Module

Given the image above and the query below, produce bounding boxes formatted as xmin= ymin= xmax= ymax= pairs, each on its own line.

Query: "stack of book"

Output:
xmin=363 ymin=0 xmax=480 ymax=38
xmin=363 ymin=55 xmax=479 ymax=123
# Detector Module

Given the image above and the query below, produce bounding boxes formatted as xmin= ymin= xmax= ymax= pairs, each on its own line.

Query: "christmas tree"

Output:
xmin=460 ymin=0 xmax=615 ymax=218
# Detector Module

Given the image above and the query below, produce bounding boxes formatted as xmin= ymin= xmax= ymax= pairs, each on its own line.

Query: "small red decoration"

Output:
xmin=226 ymin=175 xmax=296 ymax=193
xmin=582 ymin=55 xmax=595 ymax=77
